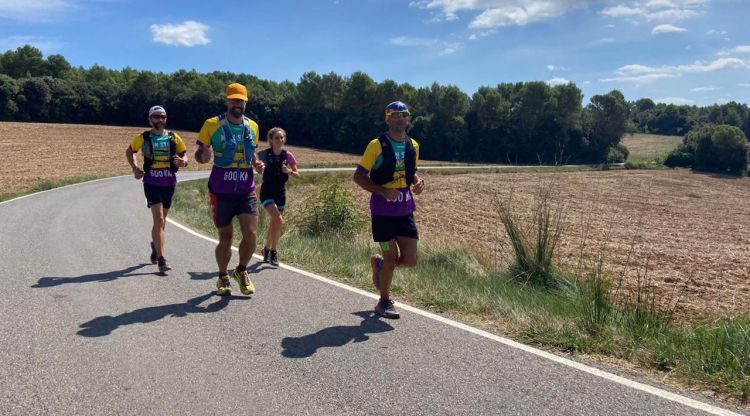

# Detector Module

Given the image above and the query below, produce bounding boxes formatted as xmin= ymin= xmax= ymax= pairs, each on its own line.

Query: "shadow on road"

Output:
xmin=281 ymin=311 xmax=394 ymax=358
xmin=188 ymin=271 xmax=216 ymax=280
xmin=77 ymin=292 xmax=248 ymax=337
xmin=33 ymin=263 xmax=155 ymax=288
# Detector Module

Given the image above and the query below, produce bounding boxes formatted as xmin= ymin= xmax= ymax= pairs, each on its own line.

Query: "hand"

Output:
xmin=382 ymin=188 xmax=401 ymax=202
xmin=254 ymin=160 xmax=265 ymax=174
xmin=412 ymin=178 xmax=425 ymax=195
xmin=133 ymin=167 xmax=144 ymax=180
xmin=195 ymin=146 xmax=212 ymax=164
xmin=281 ymin=163 xmax=290 ymax=174
xmin=173 ymin=155 xmax=188 ymax=168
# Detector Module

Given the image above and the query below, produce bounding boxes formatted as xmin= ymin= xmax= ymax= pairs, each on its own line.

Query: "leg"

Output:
xmin=264 ymin=204 xmax=284 ymax=251
xmin=395 ymin=235 xmax=418 ymax=267
xmin=150 ymin=203 xmax=166 ymax=258
xmin=216 ymin=224 xmax=233 ymax=275
xmin=234 ymin=212 xmax=258 ymax=295
xmin=378 ymin=239 xmax=401 ymax=300
xmin=237 ymin=213 xmax=259 ymax=267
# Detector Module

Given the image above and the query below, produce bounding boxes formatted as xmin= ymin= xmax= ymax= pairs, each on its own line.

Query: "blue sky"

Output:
xmin=1 ymin=0 xmax=749 ymax=106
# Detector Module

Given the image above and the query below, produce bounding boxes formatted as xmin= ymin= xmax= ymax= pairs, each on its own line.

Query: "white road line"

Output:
xmin=166 ymin=217 xmax=742 ymax=416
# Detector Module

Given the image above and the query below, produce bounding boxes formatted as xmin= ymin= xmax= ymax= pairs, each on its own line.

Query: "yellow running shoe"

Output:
xmin=216 ymin=276 xmax=232 ymax=296
xmin=231 ymin=268 xmax=255 ymax=295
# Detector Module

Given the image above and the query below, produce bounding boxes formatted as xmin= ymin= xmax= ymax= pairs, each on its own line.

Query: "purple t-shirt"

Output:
xmin=356 ymin=165 xmax=416 ymax=217
xmin=143 ymin=168 xmax=177 ymax=187
xmin=208 ymin=166 xmax=256 ymax=194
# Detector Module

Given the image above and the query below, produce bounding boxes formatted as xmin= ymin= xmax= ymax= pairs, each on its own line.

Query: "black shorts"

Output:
xmin=209 ymin=191 xmax=259 ymax=228
xmin=259 ymin=183 xmax=287 ymax=212
xmin=143 ymin=183 xmax=175 ymax=209
xmin=371 ymin=214 xmax=419 ymax=242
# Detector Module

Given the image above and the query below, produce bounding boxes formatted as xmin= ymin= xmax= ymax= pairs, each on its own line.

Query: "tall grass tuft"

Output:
xmin=498 ymin=183 xmax=565 ymax=288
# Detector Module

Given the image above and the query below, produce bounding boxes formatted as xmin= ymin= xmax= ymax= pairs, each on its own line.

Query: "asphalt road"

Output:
xmin=0 ymin=173 xmax=743 ymax=416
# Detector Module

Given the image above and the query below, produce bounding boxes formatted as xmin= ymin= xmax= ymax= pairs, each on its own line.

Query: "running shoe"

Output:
xmin=157 ymin=257 xmax=171 ymax=274
xmin=231 ymin=268 xmax=255 ymax=295
xmin=261 ymin=247 xmax=270 ymax=263
xmin=150 ymin=242 xmax=158 ymax=264
xmin=370 ymin=254 xmax=383 ymax=290
xmin=270 ymin=250 xmax=279 ymax=267
xmin=375 ymin=298 xmax=400 ymax=319
xmin=216 ymin=276 xmax=232 ymax=296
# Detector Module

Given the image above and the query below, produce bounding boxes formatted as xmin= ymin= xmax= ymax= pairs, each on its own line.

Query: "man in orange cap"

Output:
xmin=195 ymin=83 xmax=265 ymax=296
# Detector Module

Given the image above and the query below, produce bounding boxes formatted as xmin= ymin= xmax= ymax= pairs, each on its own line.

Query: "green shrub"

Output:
xmin=298 ymin=177 xmax=364 ymax=237
xmin=664 ymin=148 xmax=693 ymax=167
xmin=689 ymin=124 xmax=749 ymax=175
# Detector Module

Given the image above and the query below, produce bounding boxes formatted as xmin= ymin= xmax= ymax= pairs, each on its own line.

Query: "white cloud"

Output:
xmin=0 ymin=35 xmax=62 ymax=53
xmin=602 ymin=57 xmax=748 ymax=85
xmin=0 ymin=0 xmax=71 ymax=21
xmin=547 ymin=77 xmax=571 ymax=86
xmin=390 ymin=36 xmax=437 ymax=47
xmin=715 ymin=98 xmax=729 ymax=104
xmin=389 ymin=36 xmax=460 ymax=56
xmin=617 ymin=57 xmax=749 ymax=75
xmin=439 ymin=42 xmax=460 ymax=55
xmin=601 ymin=0 xmax=707 ymax=23
xmin=150 ymin=21 xmax=210 ymax=47
xmin=600 ymin=73 xmax=678 ymax=85
xmin=411 ymin=0 xmax=591 ymax=28
xmin=655 ymin=97 xmax=695 ymax=105
xmin=730 ymin=45 xmax=750 ymax=54
xmin=652 ymin=24 xmax=687 ymax=34
xmin=547 ymin=65 xmax=556 ymax=71
xmin=706 ymin=29 xmax=728 ymax=36
xmin=588 ymin=37 xmax=616 ymax=47
xmin=690 ymin=86 xmax=719 ymax=92
xmin=739 ymin=83 xmax=750 ymax=87
xmin=468 ymin=30 xmax=495 ymax=40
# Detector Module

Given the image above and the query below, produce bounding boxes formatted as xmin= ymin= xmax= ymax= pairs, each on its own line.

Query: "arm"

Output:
xmin=125 ymin=146 xmax=144 ymax=179
xmin=353 ymin=168 xmax=400 ymax=201
xmin=411 ymin=173 xmax=425 ymax=195
xmin=173 ymin=151 xmax=188 ymax=168
xmin=285 ymin=163 xmax=301 ymax=178
xmin=195 ymin=142 xmax=212 ymax=164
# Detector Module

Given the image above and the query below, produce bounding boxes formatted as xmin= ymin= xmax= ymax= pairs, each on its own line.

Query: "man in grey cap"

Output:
xmin=125 ymin=105 xmax=189 ymax=275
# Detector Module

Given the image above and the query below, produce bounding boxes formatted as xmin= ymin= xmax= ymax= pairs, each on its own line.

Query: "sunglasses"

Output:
xmin=388 ymin=111 xmax=410 ymax=119
xmin=151 ymin=115 xmax=167 ymax=120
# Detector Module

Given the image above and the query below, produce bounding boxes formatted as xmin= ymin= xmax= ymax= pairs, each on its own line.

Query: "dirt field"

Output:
xmin=4 ymin=122 xmax=749 ymax=319
xmin=401 ymin=170 xmax=750 ymax=320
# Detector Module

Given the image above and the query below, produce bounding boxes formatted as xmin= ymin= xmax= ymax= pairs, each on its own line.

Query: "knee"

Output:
xmin=401 ymin=253 xmax=418 ymax=268
xmin=382 ymin=251 xmax=399 ymax=269
xmin=153 ymin=215 xmax=165 ymax=228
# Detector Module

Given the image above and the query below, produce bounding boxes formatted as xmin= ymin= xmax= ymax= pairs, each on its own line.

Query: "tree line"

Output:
xmin=628 ymin=97 xmax=750 ymax=138
xmin=0 ymin=44 xmax=742 ymax=165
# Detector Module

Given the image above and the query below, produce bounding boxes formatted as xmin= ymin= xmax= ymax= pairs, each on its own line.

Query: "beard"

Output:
xmin=230 ymin=106 xmax=244 ymax=118
xmin=150 ymin=121 xmax=166 ymax=130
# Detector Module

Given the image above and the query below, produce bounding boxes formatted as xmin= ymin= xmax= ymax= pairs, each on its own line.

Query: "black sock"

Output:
xmin=236 ymin=264 xmax=246 ymax=272
xmin=219 ymin=272 xmax=229 ymax=279
xmin=158 ymin=256 xmax=165 ymax=262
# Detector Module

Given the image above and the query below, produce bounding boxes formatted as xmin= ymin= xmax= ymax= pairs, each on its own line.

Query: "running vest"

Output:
xmin=369 ymin=134 xmax=416 ymax=186
xmin=261 ymin=148 xmax=289 ymax=185
xmin=141 ymin=130 xmax=178 ymax=174
xmin=212 ymin=114 xmax=256 ymax=168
